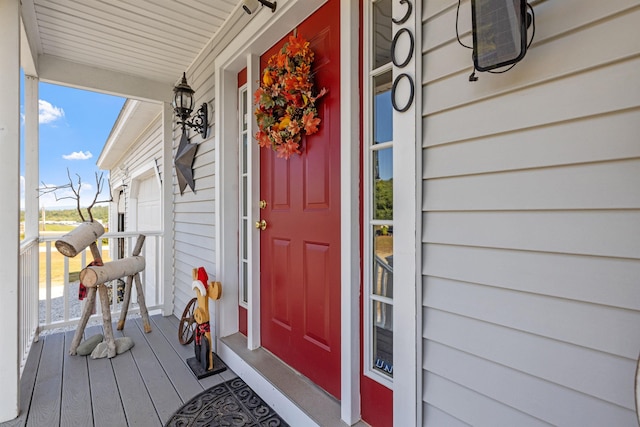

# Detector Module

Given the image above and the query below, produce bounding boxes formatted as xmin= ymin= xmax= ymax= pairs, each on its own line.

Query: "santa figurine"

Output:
xmin=191 ymin=267 xmax=222 ymax=372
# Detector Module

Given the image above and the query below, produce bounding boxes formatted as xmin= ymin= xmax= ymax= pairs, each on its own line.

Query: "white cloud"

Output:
xmin=63 ymin=151 xmax=93 ymax=160
xmin=39 ymin=100 xmax=65 ymax=124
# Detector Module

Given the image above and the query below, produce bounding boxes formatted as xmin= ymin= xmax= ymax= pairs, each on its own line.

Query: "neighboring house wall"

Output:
xmin=108 ymin=115 xmax=163 ymax=232
xmin=107 ymin=114 xmax=164 ymax=304
xmin=420 ymin=1 xmax=640 ymax=425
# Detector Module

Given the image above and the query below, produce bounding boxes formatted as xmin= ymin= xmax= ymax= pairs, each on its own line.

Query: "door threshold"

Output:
xmin=219 ymin=333 xmax=368 ymax=427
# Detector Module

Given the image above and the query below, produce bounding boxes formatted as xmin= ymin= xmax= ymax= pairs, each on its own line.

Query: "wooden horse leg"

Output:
xmin=116 ymin=274 xmax=134 ymax=330
xmin=134 ymin=273 xmax=152 ymax=333
xmin=69 ymin=287 xmax=97 ymax=355
xmin=98 ymin=284 xmax=117 ymax=358
xmin=117 ymin=234 xmax=147 ymax=330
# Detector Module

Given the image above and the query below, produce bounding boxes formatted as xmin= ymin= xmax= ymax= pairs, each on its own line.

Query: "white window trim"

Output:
xmin=390 ymin=1 xmax=421 ymax=426
xmin=363 ymin=1 xmax=395 ymax=391
xmin=238 ymin=83 xmax=250 ymax=310
xmin=363 ymin=0 xmax=421 ymax=425
xmin=363 ymin=84 xmax=395 ymax=389
xmin=340 ymin=0 xmax=361 ymax=422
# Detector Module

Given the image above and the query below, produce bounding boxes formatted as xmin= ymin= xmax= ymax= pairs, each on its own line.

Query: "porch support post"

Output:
xmin=161 ymin=102 xmax=175 ymax=315
xmin=340 ymin=0 xmax=360 ymax=423
xmin=0 ymin=0 xmax=22 ymax=422
xmin=24 ymin=76 xmax=39 ymax=241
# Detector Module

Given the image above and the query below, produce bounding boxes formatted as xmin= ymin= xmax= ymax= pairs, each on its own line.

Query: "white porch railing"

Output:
xmin=19 ymin=238 xmax=40 ymax=375
xmin=37 ymin=231 xmax=164 ymax=333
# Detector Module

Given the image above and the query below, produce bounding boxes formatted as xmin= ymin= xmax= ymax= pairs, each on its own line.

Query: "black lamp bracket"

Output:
xmin=258 ymin=0 xmax=277 ymax=12
xmin=179 ymin=103 xmax=208 ymax=138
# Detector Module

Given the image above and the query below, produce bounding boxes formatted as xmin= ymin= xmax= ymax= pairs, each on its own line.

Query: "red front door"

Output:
xmin=259 ymin=0 xmax=341 ymax=399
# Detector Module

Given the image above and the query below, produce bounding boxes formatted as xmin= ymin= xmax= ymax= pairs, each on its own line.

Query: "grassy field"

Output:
xmin=39 ymin=244 xmax=111 ymax=289
xmin=36 ymin=223 xmax=114 ymax=289
xmin=40 ymin=224 xmax=77 ymax=232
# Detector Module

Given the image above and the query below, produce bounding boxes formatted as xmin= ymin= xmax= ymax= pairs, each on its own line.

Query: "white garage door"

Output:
xmin=136 ymin=174 xmax=160 ymax=305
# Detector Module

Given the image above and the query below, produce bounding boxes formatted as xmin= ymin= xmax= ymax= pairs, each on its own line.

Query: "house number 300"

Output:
xmin=391 ymin=0 xmax=415 ymax=113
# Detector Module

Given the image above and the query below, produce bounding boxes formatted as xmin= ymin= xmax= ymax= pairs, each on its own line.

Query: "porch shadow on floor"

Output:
xmin=3 ymin=314 xmax=371 ymax=427
xmin=1 ymin=315 xmax=236 ymax=427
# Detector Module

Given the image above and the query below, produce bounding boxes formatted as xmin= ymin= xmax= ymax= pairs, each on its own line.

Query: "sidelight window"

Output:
xmin=239 ymin=85 xmax=249 ymax=307
xmin=365 ymin=0 xmax=394 ymax=386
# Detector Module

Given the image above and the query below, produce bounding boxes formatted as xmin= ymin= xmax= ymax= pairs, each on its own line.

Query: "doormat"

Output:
xmin=165 ymin=377 xmax=289 ymax=427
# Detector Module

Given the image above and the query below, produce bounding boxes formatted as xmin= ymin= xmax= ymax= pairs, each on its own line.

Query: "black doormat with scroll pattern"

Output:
xmin=165 ymin=377 xmax=289 ymax=427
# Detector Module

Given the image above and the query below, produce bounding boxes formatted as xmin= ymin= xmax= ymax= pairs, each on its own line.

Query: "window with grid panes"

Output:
xmin=364 ymin=0 xmax=394 ymax=386
xmin=239 ymin=85 xmax=249 ymax=307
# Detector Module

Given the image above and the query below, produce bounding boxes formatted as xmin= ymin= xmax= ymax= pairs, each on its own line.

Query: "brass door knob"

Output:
xmin=259 ymin=200 xmax=267 ymax=209
xmin=255 ymin=219 xmax=267 ymax=230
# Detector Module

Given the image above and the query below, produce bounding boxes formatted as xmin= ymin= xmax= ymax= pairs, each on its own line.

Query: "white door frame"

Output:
xmin=213 ymin=0 xmax=361 ymax=424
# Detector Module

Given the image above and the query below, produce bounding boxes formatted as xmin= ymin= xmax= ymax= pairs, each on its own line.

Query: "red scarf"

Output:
xmin=195 ymin=321 xmax=210 ymax=345
xmin=78 ymin=259 xmax=104 ymax=300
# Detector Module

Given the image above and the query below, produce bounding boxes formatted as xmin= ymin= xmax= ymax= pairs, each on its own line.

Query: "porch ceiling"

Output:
xmin=20 ymin=0 xmax=249 ymax=100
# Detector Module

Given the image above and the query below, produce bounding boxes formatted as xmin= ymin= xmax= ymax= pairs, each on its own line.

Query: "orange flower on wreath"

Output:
xmin=285 ymin=34 xmax=309 ymax=57
xmin=302 ymin=112 xmax=321 ymax=135
xmin=254 ymin=34 xmax=327 ymax=159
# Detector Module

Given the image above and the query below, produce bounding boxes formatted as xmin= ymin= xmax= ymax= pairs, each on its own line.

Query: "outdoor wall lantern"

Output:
xmin=456 ymin=0 xmax=535 ymax=81
xmin=242 ymin=0 xmax=277 ymax=15
xmin=173 ymin=72 xmax=207 ymax=195
xmin=172 ymin=72 xmax=208 ymax=138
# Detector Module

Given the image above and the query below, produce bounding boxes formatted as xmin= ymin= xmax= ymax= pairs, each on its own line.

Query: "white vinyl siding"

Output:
xmin=170 ymin=32 xmax=216 ymax=316
xmin=420 ymin=0 xmax=640 ymax=426
xmin=170 ymin=9 xmax=249 ymax=318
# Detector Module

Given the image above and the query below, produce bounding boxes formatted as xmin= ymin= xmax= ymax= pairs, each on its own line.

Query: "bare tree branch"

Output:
xmin=86 ymin=172 xmax=109 ymax=222
xmin=38 ymin=168 xmax=112 ymax=223
xmin=67 ymin=170 xmax=85 ymax=221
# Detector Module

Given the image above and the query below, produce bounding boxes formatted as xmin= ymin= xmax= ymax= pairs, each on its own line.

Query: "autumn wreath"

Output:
xmin=254 ymin=34 xmax=327 ymax=159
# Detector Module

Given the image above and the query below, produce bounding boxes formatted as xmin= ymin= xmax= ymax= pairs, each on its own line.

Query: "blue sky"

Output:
xmin=375 ymin=90 xmax=393 ymax=180
xmin=21 ymin=72 xmax=125 ymax=209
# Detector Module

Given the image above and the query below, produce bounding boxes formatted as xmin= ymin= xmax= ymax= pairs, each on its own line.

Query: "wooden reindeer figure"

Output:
xmin=57 ymin=222 xmax=151 ymax=358
xmin=46 ymin=171 xmax=151 ymax=358
xmin=187 ymin=267 xmax=225 ymax=378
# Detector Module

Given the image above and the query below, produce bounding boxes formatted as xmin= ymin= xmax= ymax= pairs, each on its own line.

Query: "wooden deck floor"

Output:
xmin=2 ymin=314 xmax=237 ymax=427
